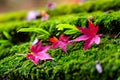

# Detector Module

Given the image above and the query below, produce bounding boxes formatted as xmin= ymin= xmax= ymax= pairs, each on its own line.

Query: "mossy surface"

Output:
xmin=0 ymin=0 xmax=120 ymax=80
xmin=0 ymin=37 xmax=120 ymax=80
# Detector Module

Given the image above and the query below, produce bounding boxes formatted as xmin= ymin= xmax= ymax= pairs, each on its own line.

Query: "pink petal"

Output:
xmin=72 ymin=35 xmax=89 ymax=42
xmin=51 ymin=34 xmax=71 ymax=53
xmin=59 ymin=34 xmax=71 ymax=45
xmin=26 ymin=54 xmax=39 ymax=65
xmin=52 ymin=41 xmax=67 ymax=52
xmin=30 ymin=45 xmax=36 ymax=52
xmin=52 ymin=42 xmax=59 ymax=49
xmin=30 ymin=41 xmax=42 ymax=53
xmin=41 ymin=46 xmax=51 ymax=53
xmin=26 ymin=54 xmax=33 ymax=59
xmin=94 ymin=26 xmax=99 ymax=34
xmin=59 ymin=41 xmax=67 ymax=53
xmin=94 ymin=35 xmax=100 ymax=44
xmin=37 ymin=52 xmax=53 ymax=60
xmin=84 ymin=38 xmax=94 ymax=50
xmin=96 ymin=63 xmax=103 ymax=73
xmin=35 ymin=41 xmax=42 ymax=52
xmin=89 ymin=21 xmax=95 ymax=30
xmin=32 ymin=58 xmax=39 ymax=65
xmin=79 ymin=27 xmax=90 ymax=35
xmin=31 ymin=41 xmax=50 ymax=53
xmin=59 ymin=34 xmax=69 ymax=42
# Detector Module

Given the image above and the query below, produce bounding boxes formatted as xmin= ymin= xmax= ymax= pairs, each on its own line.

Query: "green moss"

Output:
xmin=0 ymin=37 xmax=120 ymax=79
xmin=0 ymin=1 xmax=120 ymax=79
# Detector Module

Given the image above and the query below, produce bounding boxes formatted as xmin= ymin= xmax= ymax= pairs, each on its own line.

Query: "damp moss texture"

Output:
xmin=0 ymin=0 xmax=120 ymax=80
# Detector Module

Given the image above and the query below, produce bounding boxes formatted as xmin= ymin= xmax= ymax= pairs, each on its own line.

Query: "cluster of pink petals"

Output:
xmin=49 ymin=34 xmax=71 ymax=53
xmin=72 ymin=21 xmax=102 ymax=50
xmin=26 ymin=21 xmax=102 ymax=65
xmin=26 ymin=41 xmax=53 ymax=65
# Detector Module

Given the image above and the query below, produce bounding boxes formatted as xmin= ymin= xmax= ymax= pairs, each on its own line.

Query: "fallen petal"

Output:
xmin=96 ymin=61 xmax=103 ymax=73
xmin=84 ymin=38 xmax=94 ymax=50
xmin=72 ymin=35 xmax=89 ymax=42
xmin=94 ymin=35 xmax=100 ymax=44
xmin=59 ymin=41 xmax=67 ymax=53
xmin=26 ymin=54 xmax=39 ymax=65
xmin=37 ymin=52 xmax=54 ymax=60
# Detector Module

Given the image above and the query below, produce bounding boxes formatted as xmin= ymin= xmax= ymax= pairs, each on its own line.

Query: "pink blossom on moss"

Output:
xmin=49 ymin=34 xmax=71 ymax=53
xmin=72 ymin=21 xmax=102 ymax=50
xmin=26 ymin=41 xmax=53 ymax=65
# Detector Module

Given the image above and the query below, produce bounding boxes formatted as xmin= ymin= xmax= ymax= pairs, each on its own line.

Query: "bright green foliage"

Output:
xmin=18 ymin=28 xmax=50 ymax=40
xmin=0 ymin=0 xmax=120 ymax=79
xmin=56 ymin=24 xmax=79 ymax=35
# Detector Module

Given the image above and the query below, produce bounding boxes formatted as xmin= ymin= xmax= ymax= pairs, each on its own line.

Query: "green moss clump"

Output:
xmin=0 ymin=37 xmax=120 ymax=80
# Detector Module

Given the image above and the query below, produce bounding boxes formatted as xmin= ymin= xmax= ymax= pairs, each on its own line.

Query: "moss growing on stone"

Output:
xmin=0 ymin=0 xmax=120 ymax=79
